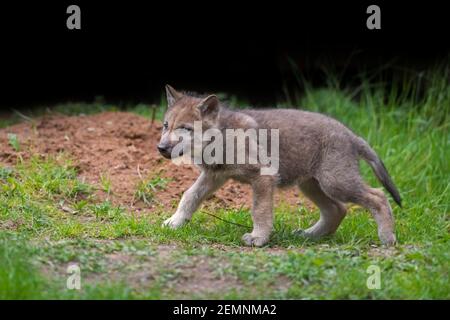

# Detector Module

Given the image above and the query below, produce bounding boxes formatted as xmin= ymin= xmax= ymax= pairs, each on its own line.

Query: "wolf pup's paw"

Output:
xmin=162 ymin=215 xmax=187 ymax=229
xmin=242 ymin=233 xmax=270 ymax=247
xmin=292 ymin=228 xmax=320 ymax=239
xmin=379 ymin=231 xmax=397 ymax=246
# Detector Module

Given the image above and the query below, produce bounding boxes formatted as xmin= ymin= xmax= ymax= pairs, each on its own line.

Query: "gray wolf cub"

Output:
xmin=157 ymin=85 xmax=401 ymax=246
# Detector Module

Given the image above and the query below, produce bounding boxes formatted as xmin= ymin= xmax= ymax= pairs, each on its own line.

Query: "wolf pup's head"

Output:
xmin=157 ymin=85 xmax=220 ymax=160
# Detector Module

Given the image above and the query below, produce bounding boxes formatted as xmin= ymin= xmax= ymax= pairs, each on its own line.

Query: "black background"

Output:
xmin=0 ymin=1 xmax=448 ymax=109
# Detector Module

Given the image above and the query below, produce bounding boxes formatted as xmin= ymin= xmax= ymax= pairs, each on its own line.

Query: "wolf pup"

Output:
xmin=157 ymin=85 xmax=401 ymax=246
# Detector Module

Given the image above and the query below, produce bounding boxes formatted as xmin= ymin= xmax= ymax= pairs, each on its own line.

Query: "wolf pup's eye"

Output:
xmin=179 ymin=125 xmax=193 ymax=132
xmin=163 ymin=121 xmax=168 ymax=129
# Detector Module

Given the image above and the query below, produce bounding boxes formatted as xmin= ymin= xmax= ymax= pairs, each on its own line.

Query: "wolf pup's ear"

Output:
xmin=165 ymin=85 xmax=183 ymax=107
xmin=197 ymin=95 xmax=219 ymax=118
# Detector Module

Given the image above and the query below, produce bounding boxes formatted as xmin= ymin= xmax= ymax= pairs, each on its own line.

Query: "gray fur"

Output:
xmin=158 ymin=87 xmax=401 ymax=246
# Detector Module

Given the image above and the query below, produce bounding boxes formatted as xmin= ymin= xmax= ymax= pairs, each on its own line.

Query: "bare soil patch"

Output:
xmin=0 ymin=112 xmax=304 ymax=213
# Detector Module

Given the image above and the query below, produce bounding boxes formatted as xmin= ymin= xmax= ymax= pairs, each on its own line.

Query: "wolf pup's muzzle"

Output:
xmin=157 ymin=144 xmax=183 ymax=159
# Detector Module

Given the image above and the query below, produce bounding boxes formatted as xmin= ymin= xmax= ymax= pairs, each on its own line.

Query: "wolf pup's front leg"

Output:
xmin=242 ymin=176 xmax=275 ymax=247
xmin=163 ymin=172 xmax=226 ymax=229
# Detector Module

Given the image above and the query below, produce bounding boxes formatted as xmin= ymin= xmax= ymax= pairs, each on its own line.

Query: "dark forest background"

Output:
xmin=0 ymin=1 xmax=448 ymax=109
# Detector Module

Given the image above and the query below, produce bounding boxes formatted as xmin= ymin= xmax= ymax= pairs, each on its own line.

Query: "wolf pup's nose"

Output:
xmin=157 ymin=144 xmax=168 ymax=153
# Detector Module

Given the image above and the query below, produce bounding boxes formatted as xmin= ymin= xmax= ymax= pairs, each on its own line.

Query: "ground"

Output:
xmin=0 ymin=76 xmax=449 ymax=299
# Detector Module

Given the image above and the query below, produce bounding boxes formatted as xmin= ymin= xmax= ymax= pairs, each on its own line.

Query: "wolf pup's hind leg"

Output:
xmin=295 ymin=178 xmax=347 ymax=239
xmin=317 ymin=167 xmax=396 ymax=246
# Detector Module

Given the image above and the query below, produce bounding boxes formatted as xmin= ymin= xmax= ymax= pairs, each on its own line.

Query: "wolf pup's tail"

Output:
xmin=355 ymin=137 xmax=402 ymax=207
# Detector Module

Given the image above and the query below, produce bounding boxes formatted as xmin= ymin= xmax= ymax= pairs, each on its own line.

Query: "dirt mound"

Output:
xmin=0 ymin=112 xmax=304 ymax=213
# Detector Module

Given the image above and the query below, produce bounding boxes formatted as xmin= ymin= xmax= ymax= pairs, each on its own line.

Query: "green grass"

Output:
xmin=134 ymin=174 xmax=170 ymax=206
xmin=7 ymin=133 xmax=20 ymax=152
xmin=99 ymin=173 xmax=113 ymax=198
xmin=0 ymin=67 xmax=448 ymax=299
xmin=0 ymin=99 xmax=164 ymax=130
